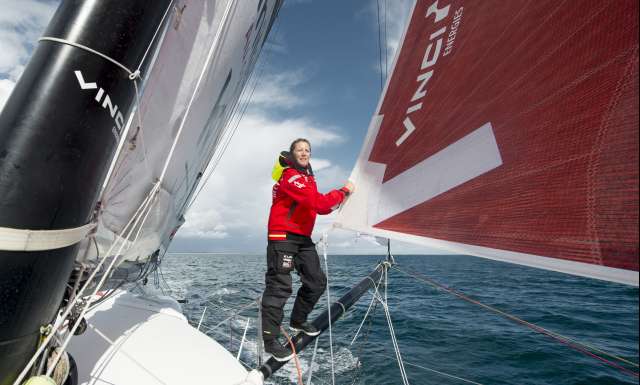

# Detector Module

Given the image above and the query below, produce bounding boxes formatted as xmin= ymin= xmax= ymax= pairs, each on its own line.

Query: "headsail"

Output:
xmin=336 ymin=0 xmax=639 ymax=286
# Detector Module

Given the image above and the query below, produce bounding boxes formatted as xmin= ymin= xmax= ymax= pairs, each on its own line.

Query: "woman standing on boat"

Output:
xmin=261 ymin=138 xmax=354 ymax=361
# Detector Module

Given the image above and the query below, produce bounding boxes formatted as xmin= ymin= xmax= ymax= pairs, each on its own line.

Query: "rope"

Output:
xmin=350 ymin=268 xmax=384 ymax=345
xmin=201 ymin=299 xmax=259 ymax=333
xmin=39 ymin=37 xmax=136 ymax=76
xmin=321 ymin=231 xmax=336 ymax=385
xmin=39 ymin=30 xmax=153 ymax=194
xmin=15 ymin=185 xmax=159 ymax=381
xmin=45 ymin=184 xmax=161 ymax=377
xmin=281 ymin=326 xmax=304 ymax=385
xmin=348 ymin=273 xmax=383 ymax=385
xmin=375 ymin=0 xmax=384 ymax=91
xmin=157 ymin=0 xmax=237 ymax=184
xmin=306 ymin=337 xmax=320 ymax=385
xmin=377 ymin=269 xmax=410 ymax=385
xmin=47 ymin=0 xmax=240 ymax=362
xmin=17 ymin=2 xmax=245 ymax=381
xmin=392 ymin=266 xmax=639 ymax=379
xmin=383 ymin=0 xmax=388 ymax=76
xmin=378 ymin=354 xmax=484 ymax=385
xmin=14 ymin=183 xmax=160 ymax=385
xmin=135 ymin=1 xmax=175 ymax=74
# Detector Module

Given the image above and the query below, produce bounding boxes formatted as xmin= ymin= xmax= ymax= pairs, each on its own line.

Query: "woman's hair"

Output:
xmin=290 ymin=138 xmax=311 ymax=153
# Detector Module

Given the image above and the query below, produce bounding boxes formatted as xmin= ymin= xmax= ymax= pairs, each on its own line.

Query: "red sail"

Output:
xmin=337 ymin=0 xmax=638 ymax=285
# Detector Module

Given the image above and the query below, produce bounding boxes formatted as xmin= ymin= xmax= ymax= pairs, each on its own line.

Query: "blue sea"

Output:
xmin=160 ymin=254 xmax=639 ymax=385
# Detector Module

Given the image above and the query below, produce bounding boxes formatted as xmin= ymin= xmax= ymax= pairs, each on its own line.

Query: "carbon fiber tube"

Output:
xmin=0 ymin=1 xmax=171 ymax=383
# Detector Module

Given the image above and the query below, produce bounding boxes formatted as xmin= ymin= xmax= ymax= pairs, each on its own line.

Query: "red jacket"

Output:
xmin=268 ymin=167 xmax=348 ymax=239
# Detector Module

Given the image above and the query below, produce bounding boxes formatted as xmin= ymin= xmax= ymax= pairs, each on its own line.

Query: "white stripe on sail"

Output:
xmin=372 ymin=122 xmax=503 ymax=225
xmin=332 ymin=223 xmax=639 ymax=287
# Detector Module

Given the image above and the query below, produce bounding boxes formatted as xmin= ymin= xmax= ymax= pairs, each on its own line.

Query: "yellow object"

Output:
xmin=23 ymin=376 xmax=56 ymax=385
xmin=271 ymin=162 xmax=285 ymax=182
xmin=271 ymin=152 xmax=289 ymax=181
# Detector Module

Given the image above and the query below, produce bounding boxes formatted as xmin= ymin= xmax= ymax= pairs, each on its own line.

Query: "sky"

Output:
xmin=0 ymin=0 xmax=441 ymax=255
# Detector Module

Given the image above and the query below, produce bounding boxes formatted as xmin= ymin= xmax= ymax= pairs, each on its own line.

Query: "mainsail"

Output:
xmin=336 ymin=0 xmax=639 ymax=286
xmin=89 ymin=0 xmax=282 ymax=263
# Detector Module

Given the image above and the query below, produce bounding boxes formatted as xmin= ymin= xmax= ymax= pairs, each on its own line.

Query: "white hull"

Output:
xmin=68 ymin=290 xmax=249 ymax=385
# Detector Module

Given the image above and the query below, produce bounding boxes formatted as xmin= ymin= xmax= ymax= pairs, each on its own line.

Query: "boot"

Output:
xmin=290 ymin=320 xmax=320 ymax=336
xmin=264 ymin=339 xmax=294 ymax=362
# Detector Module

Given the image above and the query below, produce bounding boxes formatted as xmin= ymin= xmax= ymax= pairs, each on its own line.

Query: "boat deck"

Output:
xmin=68 ymin=290 xmax=247 ymax=385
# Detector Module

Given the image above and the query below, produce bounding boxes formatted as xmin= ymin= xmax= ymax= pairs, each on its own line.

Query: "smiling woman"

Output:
xmin=260 ymin=138 xmax=354 ymax=361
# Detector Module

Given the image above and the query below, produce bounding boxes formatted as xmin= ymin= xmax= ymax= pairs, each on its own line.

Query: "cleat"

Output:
xmin=264 ymin=339 xmax=294 ymax=362
xmin=290 ymin=321 xmax=320 ymax=336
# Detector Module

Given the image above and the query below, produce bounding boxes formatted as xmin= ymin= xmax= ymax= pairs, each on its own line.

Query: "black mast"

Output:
xmin=0 ymin=1 xmax=171 ymax=383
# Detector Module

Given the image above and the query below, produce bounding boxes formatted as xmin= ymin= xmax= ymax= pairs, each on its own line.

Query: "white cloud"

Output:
xmin=361 ymin=0 xmax=414 ymax=77
xmin=0 ymin=0 xmax=58 ymax=75
xmin=383 ymin=0 xmax=414 ymax=67
xmin=171 ymin=2 xmax=429 ymax=253
xmin=175 ymin=108 xmax=347 ymax=249
xmin=311 ymin=158 xmax=331 ymax=171
xmin=0 ymin=78 xmax=16 ymax=112
xmin=179 ymin=208 xmax=230 ymax=239
xmin=249 ymin=69 xmax=307 ymax=110
xmin=0 ymin=0 xmax=59 ymax=110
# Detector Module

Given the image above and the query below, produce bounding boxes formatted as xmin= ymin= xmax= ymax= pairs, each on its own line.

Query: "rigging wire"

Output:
xmin=17 ymin=1 xmax=279 ymax=382
xmin=13 ymin=183 xmax=161 ymax=384
xmin=377 ymin=354 xmax=484 ymax=385
xmin=306 ymin=337 xmax=320 ymax=385
xmin=321 ymin=232 xmax=337 ymax=385
xmin=348 ymin=278 xmax=382 ymax=385
xmin=348 ymin=263 xmax=481 ymax=385
xmin=349 ymin=268 xmax=384 ymax=345
xmin=391 ymin=266 xmax=640 ymax=379
xmin=376 ymin=271 xmax=410 ymax=385
xmin=383 ymin=0 xmax=388 ymax=77
xmin=201 ymin=300 xmax=260 ymax=333
xmin=156 ymin=0 xmax=238 ymax=184
xmin=52 ymin=0 xmax=242 ymax=357
xmin=375 ymin=0 xmax=385 ymax=91
xmin=45 ymin=184 xmax=163 ymax=377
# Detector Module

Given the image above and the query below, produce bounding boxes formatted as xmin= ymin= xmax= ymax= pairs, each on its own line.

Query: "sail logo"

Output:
xmin=74 ymin=70 xmax=124 ymax=141
xmin=395 ymin=0 xmax=452 ymax=147
xmin=443 ymin=7 xmax=464 ymax=56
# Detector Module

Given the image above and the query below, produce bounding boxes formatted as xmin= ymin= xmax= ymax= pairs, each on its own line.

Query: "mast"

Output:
xmin=0 ymin=1 xmax=171 ymax=382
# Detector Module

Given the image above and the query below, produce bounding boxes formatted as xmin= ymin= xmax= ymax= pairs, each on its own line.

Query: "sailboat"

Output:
xmin=0 ymin=0 xmax=637 ymax=384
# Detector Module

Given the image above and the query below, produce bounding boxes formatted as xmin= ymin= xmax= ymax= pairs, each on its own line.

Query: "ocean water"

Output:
xmin=160 ymin=254 xmax=639 ymax=385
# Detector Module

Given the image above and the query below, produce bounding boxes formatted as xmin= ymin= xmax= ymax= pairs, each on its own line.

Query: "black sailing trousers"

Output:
xmin=261 ymin=234 xmax=326 ymax=341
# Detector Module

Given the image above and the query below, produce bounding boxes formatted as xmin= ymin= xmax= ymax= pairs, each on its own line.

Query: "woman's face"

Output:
xmin=293 ymin=141 xmax=311 ymax=167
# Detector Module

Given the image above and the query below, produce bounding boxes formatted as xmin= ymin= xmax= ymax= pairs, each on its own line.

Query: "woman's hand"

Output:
xmin=344 ymin=181 xmax=355 ymax=193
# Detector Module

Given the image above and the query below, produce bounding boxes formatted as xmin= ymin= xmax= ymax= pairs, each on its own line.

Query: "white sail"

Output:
xmin=81 ymin=0 xmax=281 ymax=263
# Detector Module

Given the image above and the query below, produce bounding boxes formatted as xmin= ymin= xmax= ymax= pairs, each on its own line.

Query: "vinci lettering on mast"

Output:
xmin=0 ymin=1 xmax=171 ymax=382
xmin=337 ymin=0 xmax=639 ymax=286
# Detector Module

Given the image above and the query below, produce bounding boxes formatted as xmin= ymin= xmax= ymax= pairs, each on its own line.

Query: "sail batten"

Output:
xmin=336 ymin=0 xmax=639 ymax=285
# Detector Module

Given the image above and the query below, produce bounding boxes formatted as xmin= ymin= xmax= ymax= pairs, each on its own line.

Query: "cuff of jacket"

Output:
xmin=339 ymin=187 xmax=351 ymax=197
